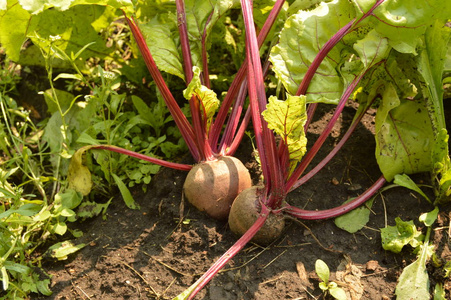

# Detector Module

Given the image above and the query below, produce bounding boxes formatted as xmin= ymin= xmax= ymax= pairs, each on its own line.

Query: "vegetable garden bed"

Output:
xmin=36 ymin=102 xmax=451 ymax=300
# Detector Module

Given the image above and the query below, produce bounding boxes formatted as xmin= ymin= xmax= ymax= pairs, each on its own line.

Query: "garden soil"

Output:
xmin=35 ymin=102 xmax=451 ymax=300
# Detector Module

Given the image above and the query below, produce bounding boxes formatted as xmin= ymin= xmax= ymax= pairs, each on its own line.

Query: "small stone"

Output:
xmin=366 ymin=260 xmax=379 ymax=271
xmin=331 ymin=177 xmax=339 ymax=185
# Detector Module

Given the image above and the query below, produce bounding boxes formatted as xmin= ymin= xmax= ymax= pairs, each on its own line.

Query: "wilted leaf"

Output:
xmin=68 ymin=146 xmax=95 ymax=196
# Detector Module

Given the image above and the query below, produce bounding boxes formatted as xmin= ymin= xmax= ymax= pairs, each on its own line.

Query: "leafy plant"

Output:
xmin=173 ymin=0 xmax=451 ymax=298
xmin=0 ymin=2 xmax=189 ymax=297
xmin=69 ymin=0 xmax=290 ymax=220
xmin=381 ymin=208 xmax=438 ymax=300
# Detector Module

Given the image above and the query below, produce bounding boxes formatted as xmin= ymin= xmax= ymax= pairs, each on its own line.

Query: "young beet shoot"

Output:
xmin=69 ymin=1 xmax=287 ymax=220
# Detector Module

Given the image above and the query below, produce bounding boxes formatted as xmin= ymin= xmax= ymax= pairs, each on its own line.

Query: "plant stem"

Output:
xmin=124 ymin=15 xmax=200 ymax=161
xmin=285 ymin=72 xmax=363 ymax=193
xmin=290 ymin=99 xmax=374 ymax=192
xmin=242 ymin=0 xmax=285 ymax=204
xmin=93 ymin=145 xmax=192 ymax=171
xmin=285 ymin=175 xmax=386 ymax=220
xmin=201 ymin=12 xmax=214 ymax=88
xmin=209 ymin=0 xmax=286 ymax=150
xmin=296 ymin=0 xmax=385 ymax=97
xmin=175 ymin=0 xmax=214 ymax=161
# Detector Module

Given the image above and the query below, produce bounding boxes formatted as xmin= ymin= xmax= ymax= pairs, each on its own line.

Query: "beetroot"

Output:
xmin=183 ymin=156 xmax=252 ymax=220
xmin=228 ymin=186 xmax=285 ymax=244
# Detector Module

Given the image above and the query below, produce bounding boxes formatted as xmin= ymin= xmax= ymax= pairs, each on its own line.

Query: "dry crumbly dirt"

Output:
xmin=34 ymin=102 xmax=451 ymax=300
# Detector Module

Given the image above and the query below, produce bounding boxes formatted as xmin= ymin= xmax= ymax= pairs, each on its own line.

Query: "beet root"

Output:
xmin=228 ymin=186 xmax=285 ymax=245
xmin=183 ymin=156 xmax=252 ymax=220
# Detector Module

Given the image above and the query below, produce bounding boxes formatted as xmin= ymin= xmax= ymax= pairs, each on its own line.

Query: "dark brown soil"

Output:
xmin=35 ymin=102 xmax=451 ymax=300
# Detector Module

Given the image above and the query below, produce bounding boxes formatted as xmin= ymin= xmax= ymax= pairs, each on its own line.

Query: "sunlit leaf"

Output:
xmin=270 ymin=0 xmax=354 ymax=103
xmin=329 ymin=285 xmax=347 ymax=300
xmin=183 ymin=66 xmax=220 ymax=132
xmin=315 ymin=259 xmax=330 ymax=283
xmin=262 ymin=94 xmax=307 ymax=167
xmin=46 ymin=241 xmax=85 ymax=260
xmin=419 ymin=207 xmax=439 ymax=228
xmin=19 ymin=0 xmax=74 ymax=14
xmin=372 ymin=0 xmax=451 ymax=54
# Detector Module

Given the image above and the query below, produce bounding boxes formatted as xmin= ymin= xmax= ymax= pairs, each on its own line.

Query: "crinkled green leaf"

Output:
xmin=395 ymin=241 xmax=431 ymax=300
xmin=381 ymin=217 xmax=422 ymax=254
xmin=352 ymin=29 xmax=390 ymax=69
xmin=393 ymin=174 xmax=431 ymax=203
xmin=262 ymin=94 xmax=307 ymax=166
xmin=270 ymin=0 xmax=354 ymax=103
xmin=334 ymin=198 xmax=374 ymax=234
xmin=375 ymin=83 xmax=434 ymax=181
xmin=183 ymin=66 xmax=220 ymax=131
xmin=315 ymin=259 xmax=330 ymax=283
xmin=372 ymin=0 xmax=451 ymax=54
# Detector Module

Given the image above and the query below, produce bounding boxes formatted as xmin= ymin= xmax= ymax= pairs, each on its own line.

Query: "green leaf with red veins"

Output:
xmin=269 ymin=0 xmax=355 ymax=103
xmin=183 ymin=66 xmax=220 ymax=132
xmin=262 ymin=94 xmax=307 ymax=170
xmin=375 ymin=83 xmax=434 ymax=181
xmin=372 ymin=0 xmax=451 ymax=55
